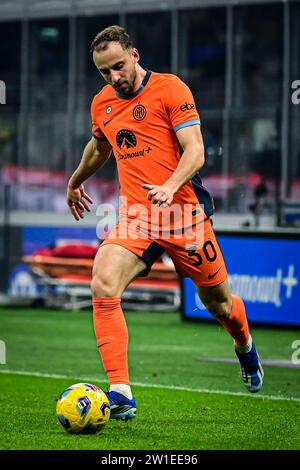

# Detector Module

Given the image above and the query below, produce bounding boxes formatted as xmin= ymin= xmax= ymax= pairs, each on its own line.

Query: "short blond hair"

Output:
xmin=90 ymin=25 xmax=132 ymax=53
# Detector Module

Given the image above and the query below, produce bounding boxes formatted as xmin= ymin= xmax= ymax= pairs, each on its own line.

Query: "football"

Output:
xmin=56 ymin=383 xmax=110 ymax=434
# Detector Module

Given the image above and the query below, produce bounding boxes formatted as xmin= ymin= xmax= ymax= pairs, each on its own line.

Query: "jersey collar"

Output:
xmin=115 ymin=69 xmax=151 ymax=100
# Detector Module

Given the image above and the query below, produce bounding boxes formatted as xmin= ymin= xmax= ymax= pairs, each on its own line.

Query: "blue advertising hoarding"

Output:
xmin=22 ymin=226 xmax=97 ymax=255
xmin=182 ymin=233 xmax=300 ymax=326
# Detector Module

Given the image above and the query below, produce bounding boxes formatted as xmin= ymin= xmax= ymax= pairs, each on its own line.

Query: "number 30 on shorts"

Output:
xmin=187 ymin=240 xmax=217 ymax=267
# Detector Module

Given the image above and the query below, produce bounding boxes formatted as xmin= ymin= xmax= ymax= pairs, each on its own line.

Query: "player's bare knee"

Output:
xmin=205 ymin=299 xmax=232 ymax=319
xmin=91 ymin=273 xmax=120 ymax=298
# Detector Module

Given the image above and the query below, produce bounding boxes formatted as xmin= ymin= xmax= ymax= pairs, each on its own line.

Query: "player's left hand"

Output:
xmin=142 ymin=184 xmax=174 ymax=208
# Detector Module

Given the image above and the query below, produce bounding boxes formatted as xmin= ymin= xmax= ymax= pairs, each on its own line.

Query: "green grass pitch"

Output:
xmin=0 ymin=307 xmax=299 ymax=450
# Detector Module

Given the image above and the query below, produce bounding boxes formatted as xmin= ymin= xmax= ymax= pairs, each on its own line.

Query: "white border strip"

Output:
xmin=1 ymin=368 xmax=300 ymax=403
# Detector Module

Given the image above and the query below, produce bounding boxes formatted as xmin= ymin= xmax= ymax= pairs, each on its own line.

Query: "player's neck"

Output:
xmin=132 ymin=65 xmax=147 ymax=93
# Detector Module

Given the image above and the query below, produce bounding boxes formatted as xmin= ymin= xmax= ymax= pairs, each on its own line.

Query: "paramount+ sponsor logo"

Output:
xmin=115 ymin=129 xmax=152 ymax=160
xmin=180 ymin=102 xmax=195 ymax=112
xmin=116 ymin=129 xmax=137 ymax=150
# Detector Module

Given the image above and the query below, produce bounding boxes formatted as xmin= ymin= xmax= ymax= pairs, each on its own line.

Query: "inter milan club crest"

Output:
xmin=133 ymin=103 xmax=147 ymax=121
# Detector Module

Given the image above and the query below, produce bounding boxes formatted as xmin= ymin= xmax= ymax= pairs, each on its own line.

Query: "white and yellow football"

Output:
xmin=56 ymin=383 xmax=110 ymax=434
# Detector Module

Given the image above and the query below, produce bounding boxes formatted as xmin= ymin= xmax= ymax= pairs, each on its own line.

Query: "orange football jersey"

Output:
xmin=91 ymin=71 xmax=214 ymax=231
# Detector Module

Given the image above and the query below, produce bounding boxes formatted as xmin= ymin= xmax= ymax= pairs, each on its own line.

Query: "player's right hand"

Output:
xmin=67 ymin=184 xmax=94 ymax=221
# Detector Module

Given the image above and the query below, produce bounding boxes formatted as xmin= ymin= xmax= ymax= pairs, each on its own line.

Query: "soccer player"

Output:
xmin=66 ymin=25 xmax=264 ymax=421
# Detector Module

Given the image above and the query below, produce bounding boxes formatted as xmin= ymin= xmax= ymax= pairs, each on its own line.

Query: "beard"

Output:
xmin=115 ymin=68 xmax=137 ymax=95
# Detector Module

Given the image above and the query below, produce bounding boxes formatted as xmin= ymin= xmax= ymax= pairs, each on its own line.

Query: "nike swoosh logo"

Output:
xmin=208 ymin=266 xmax=222 ymax=279
xmin=103 ymin=118 xmax=113 ymax=127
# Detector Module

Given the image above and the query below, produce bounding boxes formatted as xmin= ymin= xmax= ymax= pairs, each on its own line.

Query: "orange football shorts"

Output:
xmin=99 ymin=217 xmax=227 ymax=287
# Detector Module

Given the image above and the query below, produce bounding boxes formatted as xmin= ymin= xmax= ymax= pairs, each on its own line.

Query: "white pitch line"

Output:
xmin=1 ymin=368 xmax=300 ymax=403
